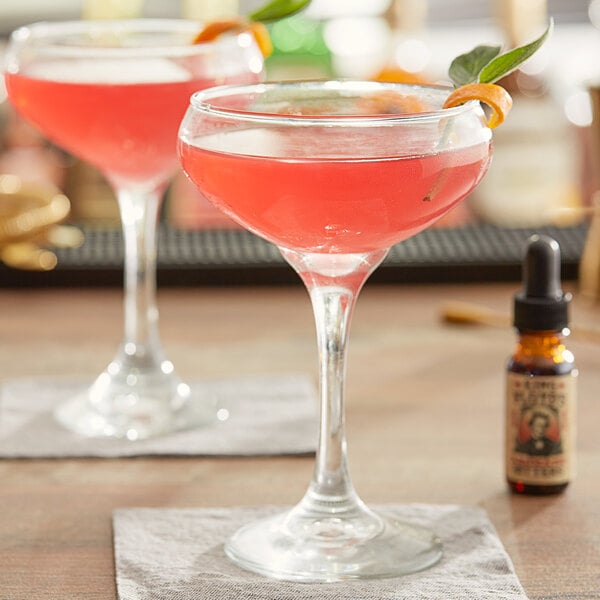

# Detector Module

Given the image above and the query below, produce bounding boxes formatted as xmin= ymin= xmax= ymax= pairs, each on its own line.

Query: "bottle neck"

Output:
xmin=514 ymin=328 xmax=570 ymax=362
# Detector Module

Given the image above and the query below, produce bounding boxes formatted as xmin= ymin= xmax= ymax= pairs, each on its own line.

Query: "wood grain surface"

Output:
xmin=0 ymin=282 xmax=598 ymax=598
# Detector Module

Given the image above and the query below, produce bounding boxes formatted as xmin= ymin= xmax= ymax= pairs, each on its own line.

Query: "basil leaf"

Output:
xmin=449 ymin=45 xmax=502 ymax=87
xmin=478 ymin=20 xmax=553 ymax=83
xmin=249 ymin=0 xmax=311 ymax=23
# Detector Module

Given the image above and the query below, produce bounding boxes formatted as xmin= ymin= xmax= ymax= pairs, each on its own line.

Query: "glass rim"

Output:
xmin=188 ymin=80 xmax=481 ymax=126
xmin=8 ymin=18 xmax=249 ymax=57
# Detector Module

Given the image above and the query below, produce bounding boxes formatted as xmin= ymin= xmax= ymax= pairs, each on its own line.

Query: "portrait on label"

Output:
xmin=515 ymin=409 xmax=562 ymax=456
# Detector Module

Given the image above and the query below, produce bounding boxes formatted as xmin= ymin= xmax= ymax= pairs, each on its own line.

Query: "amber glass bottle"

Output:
xmin=506 ymin=235 xmax=577 ymax=494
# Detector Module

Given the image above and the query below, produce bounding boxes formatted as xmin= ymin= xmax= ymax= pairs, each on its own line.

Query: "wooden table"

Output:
xmin=0 ymin=282 xmax=598 ymax=598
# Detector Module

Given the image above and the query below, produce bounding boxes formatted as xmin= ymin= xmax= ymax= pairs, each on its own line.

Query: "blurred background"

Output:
xmin=1 ymin=0 xmax=600 ymax=286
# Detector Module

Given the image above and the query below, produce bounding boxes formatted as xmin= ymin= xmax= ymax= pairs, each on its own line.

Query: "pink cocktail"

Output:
xmin=178 ymin=81 xmax=492 ymax=581
xmin=4 ymin=20 xmax=263 ymax=439
xmin=180 ymin=130 xmax=489 ymax=253
xmin=7 ymin=70 xmax=255 ymax=187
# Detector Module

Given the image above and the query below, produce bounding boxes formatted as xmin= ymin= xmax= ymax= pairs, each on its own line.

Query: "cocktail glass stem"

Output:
xmin=287 ymin=248 xmax=387 ymax=528
xmin=54 ymin=184 xmax=215 ymax=440
xmin=225 ymin=249 xmax=441 ymax=581
xmin=119 ymin=185 xmax=164 ymax=364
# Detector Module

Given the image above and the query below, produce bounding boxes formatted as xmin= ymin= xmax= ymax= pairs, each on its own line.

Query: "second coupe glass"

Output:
xmin=4 ymin=20 xmax=263 ymax=439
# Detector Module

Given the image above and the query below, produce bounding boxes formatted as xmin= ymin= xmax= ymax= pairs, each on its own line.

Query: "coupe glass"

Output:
xmin=179 ymin=81 xmax=492 ymax=581
xmin=4 ymin=20 xmax=263 ymax=440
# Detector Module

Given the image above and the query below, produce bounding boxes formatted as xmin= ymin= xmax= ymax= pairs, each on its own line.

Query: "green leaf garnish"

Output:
xmin=449 ymin=45 xmax=502 ymax=87
xmin=448 ymin=19 xmax=553 ymax=87
xmin=249 ymin=0 xmax=311 ymax=23
xmin=479 ymin=20 xmax=552 ymax=83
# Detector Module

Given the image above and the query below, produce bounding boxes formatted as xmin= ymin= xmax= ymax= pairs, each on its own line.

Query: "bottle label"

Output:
xmin=506 ymin=372 xmax=577 ymax=485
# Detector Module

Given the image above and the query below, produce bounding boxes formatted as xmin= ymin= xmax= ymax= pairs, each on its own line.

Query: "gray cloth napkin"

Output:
xmin=113 ymin=504 xmax=528 ymax=600
xmin=0 ymin=375 xmax=317 ymax=457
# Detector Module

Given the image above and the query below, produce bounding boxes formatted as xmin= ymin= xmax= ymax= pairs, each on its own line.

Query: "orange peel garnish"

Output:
xmin=442 ymin=82 xmax=513 ymax=128
xmin=192 ymin=19 xmax=273 ymax=58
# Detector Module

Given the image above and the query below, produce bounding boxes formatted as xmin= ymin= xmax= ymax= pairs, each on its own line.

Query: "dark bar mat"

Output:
xmin=0 ymin=223 xmax=588 ymax=287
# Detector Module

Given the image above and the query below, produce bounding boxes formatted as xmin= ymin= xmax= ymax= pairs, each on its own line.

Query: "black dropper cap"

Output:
xmin=513 ymin=234 xmax=571 ymax=332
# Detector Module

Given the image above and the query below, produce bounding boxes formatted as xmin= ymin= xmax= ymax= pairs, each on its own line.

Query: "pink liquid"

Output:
xmin=179 ymin=134 xmax=491 ymax=253
xmin=6 ymin=70 xmax=257 ymax=186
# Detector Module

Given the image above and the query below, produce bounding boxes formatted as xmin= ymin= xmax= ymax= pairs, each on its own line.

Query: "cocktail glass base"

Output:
xmin=54 ymin=359 xmax=218 ymax=440
xmin=225 ymin=505 xmax=442 ymax=582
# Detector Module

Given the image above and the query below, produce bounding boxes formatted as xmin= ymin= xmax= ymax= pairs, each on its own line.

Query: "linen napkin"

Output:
xmin=113 ymin=503 xmax=528 ymax=599
xmin=0 ymin=374 xmax=317 ymax=457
